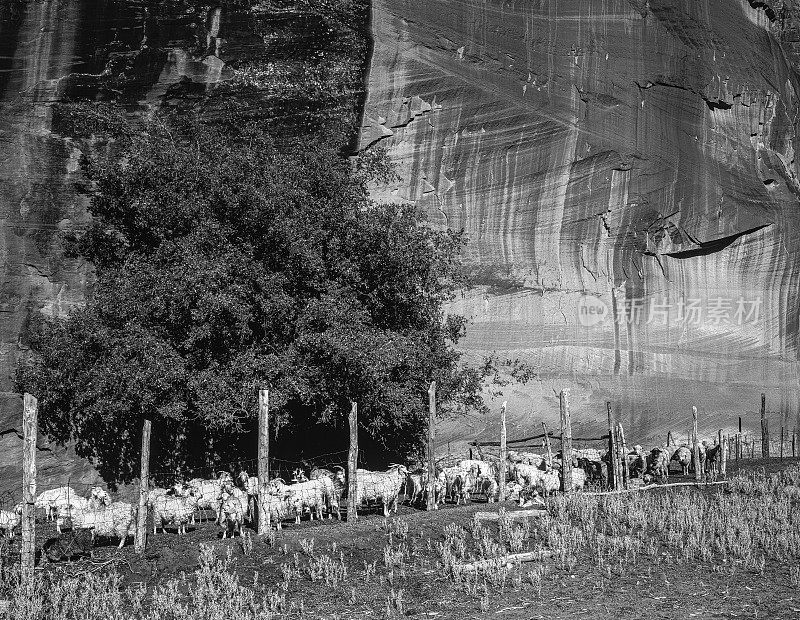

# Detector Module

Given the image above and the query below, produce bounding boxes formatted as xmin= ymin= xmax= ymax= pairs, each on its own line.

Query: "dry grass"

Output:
xmin=4 ymin=465 xmax=800 ymax=618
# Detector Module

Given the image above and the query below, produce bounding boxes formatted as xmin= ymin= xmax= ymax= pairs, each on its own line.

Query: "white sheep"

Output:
xmin=354 ymin=465 xmax=408 ymax=516
xmin=36 ymin=487 xmax=86 ymax=522
xmin=0 ymin=506 xmax=21 ymax=538
xmin=66 ymin=502 xmax=136 ymax=548
xmin=238 ymin=471 xmax=259 ymax=520
xmin=671 ymin=446 xmax=692 ymax=475
xmin=220 ymin=494 xmax=246 ymax=539
xmin=512 ymin=462 xmax=547 ymax=487
xmin=89 ymin=487 xmax=111 ymax=509
xmin=285 ymin=479 xmax=327 ymax=523
xmin=261 ymin=494 xmax=291 ymax=529
xmin=404 ymin=472 xmax=424 ymax=506
xmin=186 ymin=478 xmax=226 ymax=523
xmin=219 ymin=482 xmax=250 ymax=523
xmin=152 ymin=493 xmax=199 ymax=535
xmin=457 ymin=459 xmax=497 ymax=481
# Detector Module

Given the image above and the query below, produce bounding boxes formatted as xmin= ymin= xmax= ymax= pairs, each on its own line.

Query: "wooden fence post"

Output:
xmin=793 ymin=428 xmax=796 ymax=458
xmin=134 ymin=417 xmax=152 ymax=554
xmin=761 ymin=393 xmax=769 ymax=458
xmin=257 ymin=389 xmax=270 ymax=534
xmin=693 ymin=406 xmax=701 ymax=481
xmin=498 ymin=400 xmax=507 ymax=502
xmin=347 ymin=401 xmax=359 ymax=521
xmin=21 ymin=394 xmax=37 ymax=590
xmin=560 ymin=390 xmax=573 ymax=492
xmin=738 ymin=416 xmax=742 ymax=434
xmin=618 ymin=423 xmax=630 ymax=489
xmin=606 ymin=402 xmax=615 ymax=489
xmin=719 ymin=430 xmax=727 ymax=477
xmin=667 ymin=431 xmax=674 ymax=447
xmin=427 ymin=382 xmax=437 ymax=510
xmin=781 ymin=426 xmax=785 ymax=460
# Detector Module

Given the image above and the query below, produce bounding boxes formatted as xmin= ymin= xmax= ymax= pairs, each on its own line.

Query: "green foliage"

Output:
xmin=16 ymin=116 xmax=487 ymax=481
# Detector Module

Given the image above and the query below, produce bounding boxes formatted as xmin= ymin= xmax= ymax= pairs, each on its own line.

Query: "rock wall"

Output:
xmin=360 ymin=0 xmax=800 ymax=447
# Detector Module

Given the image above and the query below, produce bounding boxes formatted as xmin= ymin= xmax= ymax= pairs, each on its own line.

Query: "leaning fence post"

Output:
xmin=347 ymin=401 xmax=359 ymax=521
xmin=560 ymin=390 xmax=573 ymax=492
xmin=21 ymin=394 xmax=37 ymax=590
xmin=498 ymin=400 xmax=507 ymax=502
xmin=693 ymin=406 xmax=701 ymax=481
xmin=135 ymin=417 xmax=152 ymax=554
xmin=427 ymin=382 xmax=437 ymax=510
xmin=257 ymin=389 xmax=270 ymax=533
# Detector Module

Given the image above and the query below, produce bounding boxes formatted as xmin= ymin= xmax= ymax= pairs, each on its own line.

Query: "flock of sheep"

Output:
xmin=0 ymin=437 xmax=723 ymax=552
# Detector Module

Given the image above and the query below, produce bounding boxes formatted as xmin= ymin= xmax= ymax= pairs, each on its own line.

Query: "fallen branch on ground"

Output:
xmin=456 ymin=550 xmax=552 ymax=571
xmin=582 ymin=480 xmax=729 ymax=496
xmin=473 ymin=509 xmax=546 ymax=522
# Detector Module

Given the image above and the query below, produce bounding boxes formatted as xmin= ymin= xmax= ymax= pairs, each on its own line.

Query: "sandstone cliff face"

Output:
xmin=361 ymin=0 xmax=800 ymax=446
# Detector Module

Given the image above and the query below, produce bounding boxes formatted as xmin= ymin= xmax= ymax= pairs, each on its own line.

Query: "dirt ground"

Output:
xmin=24 ymin=459 xmax=800 ymax=619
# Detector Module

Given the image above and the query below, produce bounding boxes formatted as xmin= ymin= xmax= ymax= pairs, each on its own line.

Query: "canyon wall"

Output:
xmin=360 ymin=0 xmax=800 ymax=447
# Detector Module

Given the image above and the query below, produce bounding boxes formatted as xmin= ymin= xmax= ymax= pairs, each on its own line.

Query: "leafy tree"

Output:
xmin=16 ymin=116 xmax=487 ymax=483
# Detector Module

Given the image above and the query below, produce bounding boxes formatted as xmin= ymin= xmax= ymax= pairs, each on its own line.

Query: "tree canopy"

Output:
xmin=16 ymin=117 xmax=488 ymax=483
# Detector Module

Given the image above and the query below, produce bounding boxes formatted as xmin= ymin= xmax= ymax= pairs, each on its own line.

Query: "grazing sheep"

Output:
xmin=628 ymin=445 xmax=647 ymax=478
xmin=237 ymin=471 xmax=259 ymax=521
xmin=643 ymin=448 xmax=670 ymax=484
xmin=186 ymin=478 xmax=227 ymax=523
xmin=260 ymin=494 xmax=291 ymax=529
xmin=152 ymin=493 xmax=199 ymax=535
xmin=0 ymin=508 xmax=20 ymax=538
xmin=36 ymin=487 xmax=86 ymax=522
xmin=219 ymin=482 xmax=250 ymax=522
xmin=440 ymin=465 xmax=470 ymax=503
xmin=310 ymin=467 xmax=345 ymax=518
xmin=89 ymin=487 xmax=111 ymax=509
xmin=475 ymin=474 xmax=499 ymax=502
xmin=511 ymin=462 xmax=547 ymax=488
xmin=355 ymin=465 xmax=408 ymax=516
xmin=536 ymin=470 xmax=560 ymax=497
xmin=671 ymin=446 xmax=692 ymax=475
xmin=219 ymin=494 xmax=246 ymax=539
xmin=285 ymin=479 xmax=327 ymax=523
xmin=457 ymin=459 xmax=498 ymax=482
xmin=64 ymin=502 xmax=136 ymax=548
xmin=404 ymin=471 xmax=424 ymax=506
xmin=705 ymin=444 xmax=721 ymax=480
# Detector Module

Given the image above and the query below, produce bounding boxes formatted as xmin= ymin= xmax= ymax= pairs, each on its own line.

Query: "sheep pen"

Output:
xmin=0 ymin=459 xmax=797 ymax=619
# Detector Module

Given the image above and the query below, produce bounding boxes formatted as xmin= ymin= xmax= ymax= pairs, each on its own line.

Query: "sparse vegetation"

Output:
xmin=4 ymin=464 xmax=799 ymax=618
